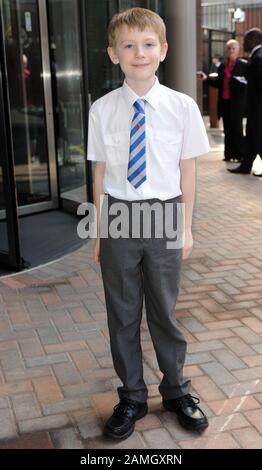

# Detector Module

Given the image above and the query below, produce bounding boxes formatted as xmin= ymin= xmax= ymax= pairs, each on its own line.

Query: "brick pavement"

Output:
xmin=0 ymin=148 xmax=262 ymax=449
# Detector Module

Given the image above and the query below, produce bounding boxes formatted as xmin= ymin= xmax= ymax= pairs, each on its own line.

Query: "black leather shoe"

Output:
xmin=227 ymin=165 xmax=250 ymax=174
xmin=105 ymin=398 xmax=148 ymax=440
xmin=163 ymin=394 xmax=208 ymax=431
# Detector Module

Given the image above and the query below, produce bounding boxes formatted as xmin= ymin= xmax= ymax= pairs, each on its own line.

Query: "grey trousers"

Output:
xmin=100 ymin=194 xmax=191 ymax=403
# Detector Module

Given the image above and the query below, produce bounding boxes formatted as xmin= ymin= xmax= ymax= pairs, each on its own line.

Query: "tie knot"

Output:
xmin=133 ymin=99 xmax=145 ymax=114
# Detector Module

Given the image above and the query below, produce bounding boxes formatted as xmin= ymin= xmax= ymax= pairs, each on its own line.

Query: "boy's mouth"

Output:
xmin=132 ymin=64 xmax=150 ymax=68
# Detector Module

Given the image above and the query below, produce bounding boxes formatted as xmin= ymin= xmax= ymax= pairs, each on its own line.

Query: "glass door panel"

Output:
xmin=0 ymin=24 xmax=22 ymax=269
xmin=47 ymin=0 xmax=87 ymax=204
xmin=2 ymin=0 xmax=51 ymax=206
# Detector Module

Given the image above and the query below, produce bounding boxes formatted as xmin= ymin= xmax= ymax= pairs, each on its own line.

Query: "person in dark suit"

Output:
xmin=228 ymin=28 xmax=262 ymax=175
xmin=198 ymin=40 xmax=247 ymax=162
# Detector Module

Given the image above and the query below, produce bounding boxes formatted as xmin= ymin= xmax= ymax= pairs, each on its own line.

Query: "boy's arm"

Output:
xmin=179 ymin=158 xmax=196 ymax=260
xmin=94 ymin=161 xmax=106 ymax=264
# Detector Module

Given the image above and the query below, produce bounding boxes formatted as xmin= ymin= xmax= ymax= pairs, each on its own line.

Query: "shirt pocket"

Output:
xmin=103 ymin=131 xmax=130 ymax=183
xmin=153 ymin=131 xmax=183 ymax=163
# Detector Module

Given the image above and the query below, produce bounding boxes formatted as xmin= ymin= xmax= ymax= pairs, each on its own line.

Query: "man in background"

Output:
xmin=228 ymin=28 xmax=262 ymax=176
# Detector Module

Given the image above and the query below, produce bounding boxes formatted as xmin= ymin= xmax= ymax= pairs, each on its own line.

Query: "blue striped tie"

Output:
xmin=127 ymin=99 xmax=146 ymax=189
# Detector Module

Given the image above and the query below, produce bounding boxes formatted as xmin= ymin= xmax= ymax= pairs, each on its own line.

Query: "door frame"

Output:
xmin=0 ymin=0 xmax=58 ymax=222
xmin=37 ymin=0 xmax=58 ymax=211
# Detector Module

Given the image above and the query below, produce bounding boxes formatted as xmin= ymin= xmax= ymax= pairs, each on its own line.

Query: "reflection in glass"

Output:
xmin=47 ymin=0 xmax=86 ymax=203
xmin=2 ymin=0 xmax=50 ymax=206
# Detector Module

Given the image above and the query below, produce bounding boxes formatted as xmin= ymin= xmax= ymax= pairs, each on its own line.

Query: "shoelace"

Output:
xmin=113 ymin=399 xmax=137 ymax=417
xmin=176 ymin=394 xmax=200 ymax=409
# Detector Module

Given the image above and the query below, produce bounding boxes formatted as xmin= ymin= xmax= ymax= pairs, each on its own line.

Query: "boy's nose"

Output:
xmin=135 ymin=46 xmax=146 ymax=57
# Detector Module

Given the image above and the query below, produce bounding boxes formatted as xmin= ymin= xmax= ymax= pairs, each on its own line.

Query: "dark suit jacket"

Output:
xmin=207 ymin=58 xmax=248 ymax=120
xmin=245 ymin=46 xmax=262 ymax=150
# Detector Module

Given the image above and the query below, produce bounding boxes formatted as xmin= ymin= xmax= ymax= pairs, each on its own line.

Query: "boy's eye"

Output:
xmin=146 ymin=43 xmax=155 ymax=47
xmin=125 ymin=44 xmax=133 ymax=48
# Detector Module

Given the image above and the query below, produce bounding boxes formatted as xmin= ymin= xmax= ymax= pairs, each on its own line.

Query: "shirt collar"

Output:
xmin=250 ymin=44 xmax=262 ymax=58
xmin=122 ymin=76 xmax=161 ymax=111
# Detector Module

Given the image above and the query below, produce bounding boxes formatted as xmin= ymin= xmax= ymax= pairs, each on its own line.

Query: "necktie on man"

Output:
xmin=127 ymin=99 xmax=146 ymax=189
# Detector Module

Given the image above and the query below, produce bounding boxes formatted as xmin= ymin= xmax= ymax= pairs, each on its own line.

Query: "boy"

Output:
xmin=87 ymin=8 xmax=210 ymax=440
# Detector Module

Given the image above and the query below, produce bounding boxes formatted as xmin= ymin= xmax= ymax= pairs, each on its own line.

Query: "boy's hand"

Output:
xmin=182 ymin=228 xmax=193 ymax=260
xmin=94 ymin=238 xmax=100 ymax=265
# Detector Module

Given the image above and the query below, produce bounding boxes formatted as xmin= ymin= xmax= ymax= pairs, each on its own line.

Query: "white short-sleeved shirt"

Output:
xmin=87 ymin=76 xmax=210 ymax=201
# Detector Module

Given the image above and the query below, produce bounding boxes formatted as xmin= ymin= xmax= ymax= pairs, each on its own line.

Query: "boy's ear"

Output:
xmin=107 ymin=46 xmax=120 ymax=65
xmin=160 ymin=42 xmax=168 ymax=62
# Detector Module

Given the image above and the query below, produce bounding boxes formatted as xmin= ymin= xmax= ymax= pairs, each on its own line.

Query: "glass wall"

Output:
xmin=47 ymin=0 xmax=87 ymax=204
xmin=2 ymin=0 xmax=51 ymax=206
xmin=85 ymin=0 xmax=119 ymax=103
